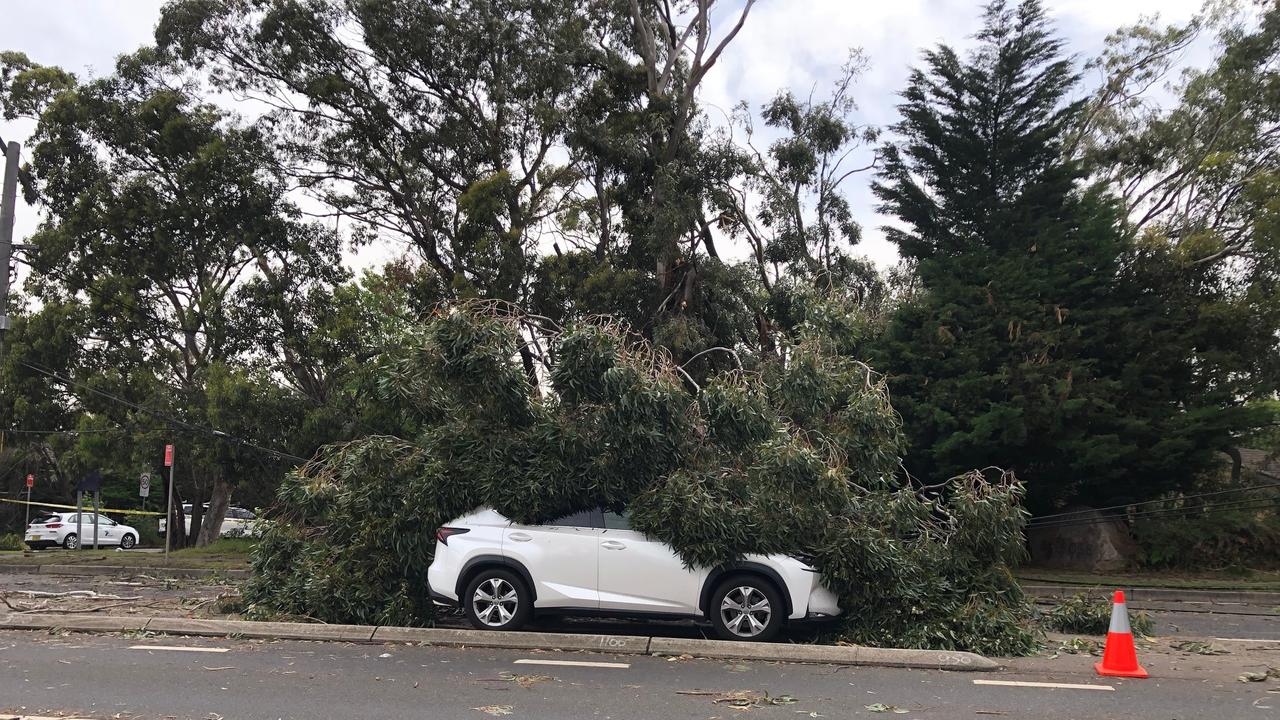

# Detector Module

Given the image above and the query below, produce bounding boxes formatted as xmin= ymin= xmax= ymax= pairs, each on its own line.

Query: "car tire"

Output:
xmin=462 ymin=568 xmax=531 ymax=632
xmin=62 ymin=533 xmax=78 ymax=550
xmin=120 ymin=534 xmax=136 ymax=550
xmin=709 ymin=574 xmax=785 ymax=642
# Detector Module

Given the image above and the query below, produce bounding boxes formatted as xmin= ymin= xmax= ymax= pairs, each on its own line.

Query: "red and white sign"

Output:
xmin=164 ymin=444 xmax=175 ymax=467
xmin=25 ymin=473 xmax=33 ymax=488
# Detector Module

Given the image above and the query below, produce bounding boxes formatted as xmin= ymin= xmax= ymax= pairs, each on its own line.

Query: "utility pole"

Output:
xmin=0 ymin=140 xmax=18 ymax=360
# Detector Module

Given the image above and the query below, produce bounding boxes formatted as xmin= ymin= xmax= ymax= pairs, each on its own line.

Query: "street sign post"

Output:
xmin=164 ymin=444 xmax=175 ymax=564
xmin=23 ymin=473 xmax=32 ymax=533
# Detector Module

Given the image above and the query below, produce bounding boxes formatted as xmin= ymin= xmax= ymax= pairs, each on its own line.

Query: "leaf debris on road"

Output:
xmin=1238 ymin=666 xmax=1280 ymax=683
xmin=676 ymin=689 xmax=798 ymax=709
xmin=473 ymin=705 xmax=514 ymax=716
xmin=865 ymin=703 xmax=909 ymax=713
xmin=1056 ymin=638 xmax=1100 ymax=656
xmin=1171 ymin=640 xmax=1229 ymax=655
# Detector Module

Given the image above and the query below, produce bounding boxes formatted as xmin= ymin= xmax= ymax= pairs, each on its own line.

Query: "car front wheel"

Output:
xmin=120 ymin=534 xmax=136 ymax=549
xmin=463 ymin=569 xmax=531 ymax=632
xmin=709 ymin=575 xmax=784 ymax=642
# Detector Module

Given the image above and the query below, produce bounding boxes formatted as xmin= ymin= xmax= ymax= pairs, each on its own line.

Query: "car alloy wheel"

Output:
xmin=720 ymin=585 xmax=772 ymax=638
xmin=120 ymin=534 xmax=136 ymax=549
xmin=471 ymin=577 xmax=519 ymax=627
xmin=63 ymin=533 xmax=79 ymax=550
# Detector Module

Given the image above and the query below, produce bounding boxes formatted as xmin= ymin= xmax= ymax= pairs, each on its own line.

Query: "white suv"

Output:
xmin=426 ymin=507 xmax=841 ymax=641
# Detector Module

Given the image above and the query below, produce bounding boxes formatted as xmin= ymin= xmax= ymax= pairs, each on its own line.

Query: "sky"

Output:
xmin=0 ymin=0 xmax=1209 ymax=287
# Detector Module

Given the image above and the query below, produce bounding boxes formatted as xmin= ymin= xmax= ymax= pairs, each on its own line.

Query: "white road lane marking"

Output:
xmin=973 ymin=679 xmax=1115 ymax=691
xmin=128 ymin=645 xmax=230 ymax=653
xmin=1214 ymin=637 xmax=1280 ymax=643
xmin=513 ymin=658 xmax=630 ymax=669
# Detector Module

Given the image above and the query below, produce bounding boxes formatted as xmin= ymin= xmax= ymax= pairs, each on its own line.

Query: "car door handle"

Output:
xmin=509 ymin=532 xmax=533 ymax=542
xmin=601 ymin=540 xmax=626 ymax=550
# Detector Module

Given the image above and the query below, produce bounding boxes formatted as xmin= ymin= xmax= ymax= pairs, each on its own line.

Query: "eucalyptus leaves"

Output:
xmin=244 ymin=304 xmax=1037 ymax=654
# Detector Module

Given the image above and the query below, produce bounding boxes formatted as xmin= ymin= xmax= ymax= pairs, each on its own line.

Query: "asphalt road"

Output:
xmin=2 ymin=628 xmax=1278 ymax=720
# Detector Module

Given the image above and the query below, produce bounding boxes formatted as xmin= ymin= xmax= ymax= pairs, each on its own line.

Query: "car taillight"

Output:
xmin=435 ymin=527 xmax=469 ymax=545
xmin=44 ymin=523 xmax=63 ymax=529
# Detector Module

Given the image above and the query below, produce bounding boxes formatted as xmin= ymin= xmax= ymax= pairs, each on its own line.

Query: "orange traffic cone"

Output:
xmin=1095 ymin=590 xmax=1148 ymax=678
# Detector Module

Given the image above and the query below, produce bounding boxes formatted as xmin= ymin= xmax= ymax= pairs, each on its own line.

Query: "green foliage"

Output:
xmin=1133 ymin=504 xmax=1280 ymax=571
xmin=1043 ymin=593 xmax=1153 ymax=637
xmin=134 ymin=520 xmax=163 ymax=549
xmin=0 ymin=533 xmax=25 ymax=551
xmin=869 ymin=0 xmax=1278 ymax=513
xmin=245 ymin=304 xmax=1038 ymax=653
xmin=0 ymin=50 xmax=74 ymax=120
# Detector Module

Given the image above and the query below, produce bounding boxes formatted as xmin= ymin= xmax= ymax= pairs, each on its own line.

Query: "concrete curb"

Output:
xmin=1022 ymin=583 xmax=1280 ymax=605
xmin=372 ymin=626 xmax=652 ymax=654
xmin=0 ymin=613 xmax=151 ymax=633
xmin=0 ymin=613 xmax=999 ymax=671
xmin=144 ymin=617 xmax=376 ymax=642
xmin=0 ymin=563 xmax=249 ymax=580
xmin=648 ymin=637 xmax=999 ymax=671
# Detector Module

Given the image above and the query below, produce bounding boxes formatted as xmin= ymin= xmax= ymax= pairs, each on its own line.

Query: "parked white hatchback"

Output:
xmin=426 ymin=507 xmax=841 ymax=641
xmin=24 ymin=512 xmax=141 ymax=550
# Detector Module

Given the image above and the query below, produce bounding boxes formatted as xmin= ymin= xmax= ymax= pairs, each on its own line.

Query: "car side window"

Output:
xmin=602 ymin=510 xmax=631 ymax=531
xmin=546 ymin=509 xmax=601 ymax=528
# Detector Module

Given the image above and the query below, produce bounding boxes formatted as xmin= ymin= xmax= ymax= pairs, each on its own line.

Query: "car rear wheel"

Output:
xmin=62 ymin=533 xmax=78 ymax=550
xmin=709 ymin=575 xmax=784 ymax=642
xmin=463 ymin=569 xmax=531 ymax=632
xmin=120 ymin=534 xmax=136 ymax=549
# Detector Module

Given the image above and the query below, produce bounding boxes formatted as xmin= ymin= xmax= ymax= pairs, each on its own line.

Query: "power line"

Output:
xmin=1028 ymin=481 xmax=1280 ymax=525
xmin=1027 ymin=497 xmax=1280 ymax=531
xmin=17 ymin=359 xmax=308 ymax=464
xmin=3 ymin=428 xmax=134 ymax=435
xmin=1031 ymin=496 xmax=1280 ymax=529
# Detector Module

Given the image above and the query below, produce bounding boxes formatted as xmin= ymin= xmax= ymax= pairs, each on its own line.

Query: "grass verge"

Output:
xmin=1018 ymin=567 xmax=1280 ymax=592
xmin=0 ymin=536 xmax=253 ymax=569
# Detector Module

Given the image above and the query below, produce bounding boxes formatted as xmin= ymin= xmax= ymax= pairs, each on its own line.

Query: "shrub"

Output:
xmin=1133 ymin=501 xmax=1280 ymax=570
xmin=1043 ymin=593 xmax=1154 ymax=636
xmin=243 ymin=303 xmax=1039 ymax=653
xmin=136 ymin=520 xmax=164 ymax=548
xmin=0 ymin=533 xmax=25 ymax=551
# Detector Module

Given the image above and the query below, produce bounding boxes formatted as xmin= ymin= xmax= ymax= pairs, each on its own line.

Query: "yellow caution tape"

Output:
xmin=0 ymin=497 xmax=164 ymax=516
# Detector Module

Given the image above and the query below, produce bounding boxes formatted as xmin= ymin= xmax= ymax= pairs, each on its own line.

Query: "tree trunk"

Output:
xmin=185 ymin=497 xmax=203 ymax=548
xmin=167 ymin=487 xmax=191 ymax=550
xmin=197 ymin=475 xmax=232 ymax=547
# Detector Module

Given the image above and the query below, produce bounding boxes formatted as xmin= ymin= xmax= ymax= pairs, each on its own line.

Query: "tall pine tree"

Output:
xmin=873 ymin=0 xmax=1244 ymax=513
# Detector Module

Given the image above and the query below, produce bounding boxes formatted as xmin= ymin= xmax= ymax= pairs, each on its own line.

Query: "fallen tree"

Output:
xmin=243 ymin=302 xmax=1037 ymax=654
